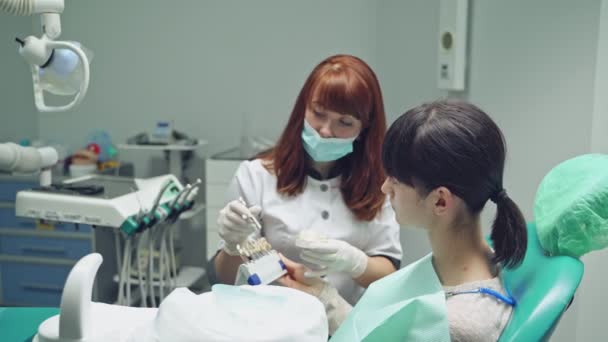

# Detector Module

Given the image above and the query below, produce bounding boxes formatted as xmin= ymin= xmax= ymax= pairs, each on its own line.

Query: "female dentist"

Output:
xmin=209 ymin=54 xmax=402 ymax=305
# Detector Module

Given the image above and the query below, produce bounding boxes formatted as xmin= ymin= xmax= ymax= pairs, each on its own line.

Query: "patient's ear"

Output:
xmin=429 ymin=186 xmax=453 ymax=216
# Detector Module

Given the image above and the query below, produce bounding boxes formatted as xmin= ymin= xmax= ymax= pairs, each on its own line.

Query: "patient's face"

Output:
xmin=381 ymin=177 xmax=429 ymax=229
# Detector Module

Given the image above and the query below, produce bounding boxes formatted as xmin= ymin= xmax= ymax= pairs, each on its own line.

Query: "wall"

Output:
xmin=376 ymin=0 xmax=443 ymax=265
xmin=465 ymin=1 xmax=602 ymax=341
xmin=0 ymin=15 xmax=38 ymax=142
xmin=377 ymin=2 xmax=604 ymax=341
xmin=575 ymin=0 xmax=608 ymax=340
xmin=36 ymin=0 xmax=378 ymax=168
xmin=376 ymin=0 xmax=443 ymax=123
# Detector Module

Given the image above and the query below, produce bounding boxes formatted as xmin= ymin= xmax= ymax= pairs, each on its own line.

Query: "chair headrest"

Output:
xmin=534 ymin=154 xmax=608 ymax=258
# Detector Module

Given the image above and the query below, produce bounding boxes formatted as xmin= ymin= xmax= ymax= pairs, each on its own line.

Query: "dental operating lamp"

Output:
xmin=1 ymin=0 xmax=91 ymax=112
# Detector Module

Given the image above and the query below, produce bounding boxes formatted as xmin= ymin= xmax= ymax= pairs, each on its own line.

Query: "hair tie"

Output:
xmin=490 ymin=188 xmax=508 ymax=203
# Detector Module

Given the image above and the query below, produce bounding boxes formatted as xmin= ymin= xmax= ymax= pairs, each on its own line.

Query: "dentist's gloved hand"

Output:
xmin=296 ymin=238 xmax=369 ymax=279
xmin=217 ymin=200 xmax=262 ymax=256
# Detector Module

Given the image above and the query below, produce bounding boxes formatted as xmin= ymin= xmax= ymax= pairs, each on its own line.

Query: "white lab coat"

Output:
xmin=219 ymin=159 xmax=402 ymax=305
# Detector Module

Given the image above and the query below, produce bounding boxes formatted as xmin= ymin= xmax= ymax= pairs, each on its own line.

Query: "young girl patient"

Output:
xmin=280 ymin=99 xmax=527 ymax=342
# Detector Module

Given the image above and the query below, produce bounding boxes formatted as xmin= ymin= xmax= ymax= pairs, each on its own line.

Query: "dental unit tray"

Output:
xmin=15 ymin=174 xmax=185 ymax=234
xmin=234 ymin=238 xmax=287 ymax=286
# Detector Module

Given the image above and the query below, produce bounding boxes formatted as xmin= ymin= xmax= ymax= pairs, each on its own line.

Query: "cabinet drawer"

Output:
xmin=0 ymin=207 xmax=37 ymax=229
xmin=0 ymin=235 xmax=91 ymax=260
xmin=0 ymin=261 xmax=72 ymax=306
xmin=0 ymin=181 xmax=37 ymax=201
xmin=0 ymin=208 xmax=92 ymax=232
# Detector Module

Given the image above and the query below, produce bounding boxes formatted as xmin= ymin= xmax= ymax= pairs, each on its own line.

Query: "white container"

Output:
xmin=69 ymin=163 xmax=96 ymax=177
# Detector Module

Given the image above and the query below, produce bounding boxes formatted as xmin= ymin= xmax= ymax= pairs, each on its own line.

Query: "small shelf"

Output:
xmin=118 ymin=141 xmax=207 ymax=152
xmin=118 ymin=140 xmax=208 ymax=182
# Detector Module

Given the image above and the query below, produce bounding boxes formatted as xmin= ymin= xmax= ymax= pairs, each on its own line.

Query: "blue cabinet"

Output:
xmin=0 ymin=177 xmax=94 ymax=306
xmin=0 ymin=235 xmax=92 ymax=260
xmin=0 ymin=261 xmax=72 ymax=306
xmin=0 ymin=182 xmax=39 ymax=202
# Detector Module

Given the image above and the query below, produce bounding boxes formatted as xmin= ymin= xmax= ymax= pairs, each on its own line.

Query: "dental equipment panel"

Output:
xmin=14 ymin=174 xmax=203 ymax=308
xmin=15 ymin=174 xmax=197 ymax=235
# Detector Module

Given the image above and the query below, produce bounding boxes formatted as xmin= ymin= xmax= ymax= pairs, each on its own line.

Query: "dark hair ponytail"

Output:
xmin=382 ymin=99 xmax=528 ymax=268
xmin=490 ymin=191 xmax=527 ymax=268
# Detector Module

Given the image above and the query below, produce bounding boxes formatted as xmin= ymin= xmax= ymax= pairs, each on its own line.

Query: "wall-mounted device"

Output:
xmin=438 ymin=0 xmax=469 ymax=91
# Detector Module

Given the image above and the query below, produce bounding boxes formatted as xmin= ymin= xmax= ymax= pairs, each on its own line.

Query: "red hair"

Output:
xmin=259 ymin=55 xmax=387 ymax=221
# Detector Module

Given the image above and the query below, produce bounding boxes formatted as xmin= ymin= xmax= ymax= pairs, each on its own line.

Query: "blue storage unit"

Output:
xmin=0 ymin=182 xmax=40 ymax=202
xmin=0 ymin=261 xmax=72 ymax=306
xmin=0 ymin=235 xmax=92 ymax=260
xmin=0 ymin=176 xmax=95 ymax=306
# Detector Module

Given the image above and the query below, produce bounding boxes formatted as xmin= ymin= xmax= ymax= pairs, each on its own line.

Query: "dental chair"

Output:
xmin=497 ymin=223 xmax=584 ymax=342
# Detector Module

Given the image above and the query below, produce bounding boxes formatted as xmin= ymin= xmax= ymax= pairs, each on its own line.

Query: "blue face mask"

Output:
xmin=301 ymin=120 xmax=357 ymax=162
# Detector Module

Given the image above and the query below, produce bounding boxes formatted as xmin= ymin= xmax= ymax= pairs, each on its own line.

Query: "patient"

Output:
xmin=279 ymin=100 xmax=527 ymax=342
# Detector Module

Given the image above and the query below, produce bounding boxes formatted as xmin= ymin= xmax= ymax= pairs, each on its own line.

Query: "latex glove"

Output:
xmin=217 ymin=200 xmax=262 ymax=255
xmin=296 ymin=238 xmax=368 ymax=278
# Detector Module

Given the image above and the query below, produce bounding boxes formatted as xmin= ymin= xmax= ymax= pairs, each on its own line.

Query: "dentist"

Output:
xmin=208 ymin=54 xmax=402 ymax=305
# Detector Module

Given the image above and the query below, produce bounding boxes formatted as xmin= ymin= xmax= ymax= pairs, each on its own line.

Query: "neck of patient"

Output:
xmin=428 ymin=218 xmax=495 ymax=287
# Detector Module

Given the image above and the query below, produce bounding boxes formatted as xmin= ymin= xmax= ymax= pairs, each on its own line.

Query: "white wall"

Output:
xmin=467 ymin=0 xmax=600 ymax=221
xmin=466 ymin=1 xmax=602 ymax=341
xmin=378 ymin=2 xmax=608 ymax=341
xmin=376 ymin=0 xmax=443 ymax=265
xmin=376 ymin=0 xmax=443 ymax=123
xmin=575 ymin=1 xmax=608 ymax=340
xmin=37 ymin=0 xmax=378 ymax=164
xmin=0 ymin=16 xmax=38 ymax=142
xmin=592 ymin=0 xmax=608 ymax=155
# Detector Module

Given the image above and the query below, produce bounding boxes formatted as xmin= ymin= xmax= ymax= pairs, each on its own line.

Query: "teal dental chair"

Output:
xmin=497 ymin=222 xmax=584 ymax=341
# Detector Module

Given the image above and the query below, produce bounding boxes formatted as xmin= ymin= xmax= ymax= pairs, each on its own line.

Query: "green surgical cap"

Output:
xmin=534 ymin=154 xmax=608 ymax=258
